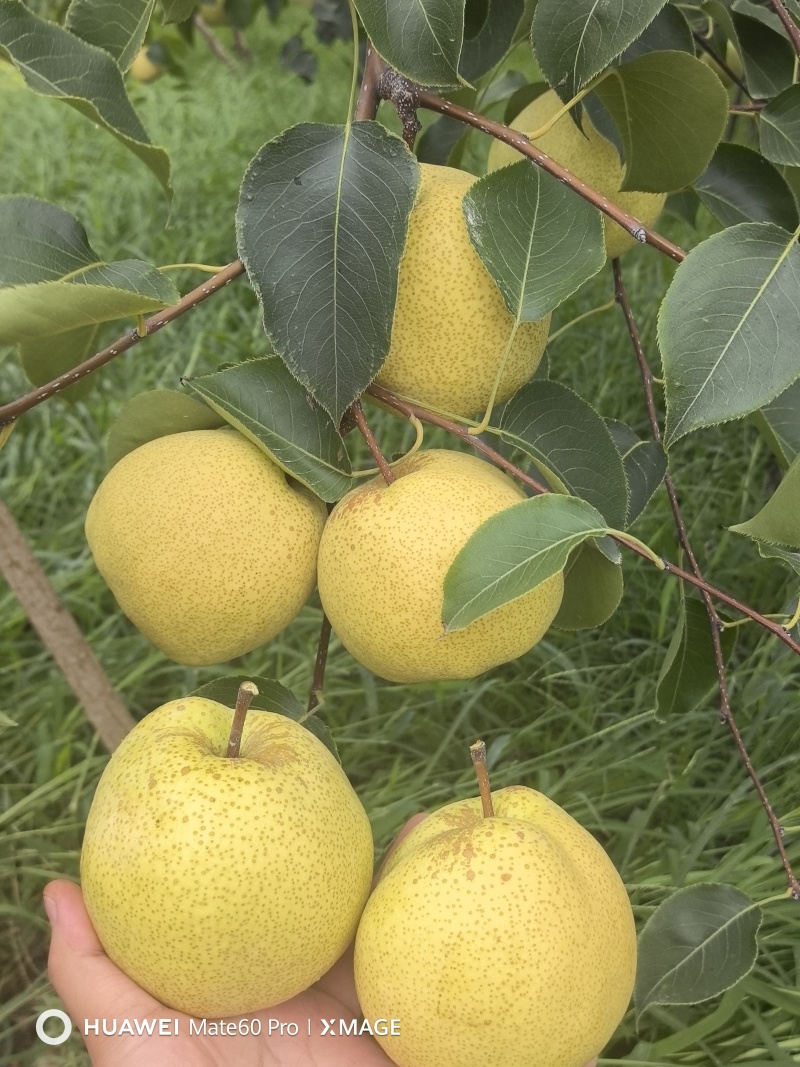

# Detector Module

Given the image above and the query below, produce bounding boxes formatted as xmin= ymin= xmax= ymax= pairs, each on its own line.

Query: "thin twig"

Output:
xmin=769 ymin=0 xmax=800 ymax=59
xmin=193 ymin=14 xmax=237 ymax=68
xmin=307 ymin=614 xmax=333 ymax=714
xmin=396 ymin=86 xmax=686 ymax=263
xmin=367 ymin=384 xmax=800 ymax=659
xmin=352 ymin=399 xmax=396 ymax=484
xmin=366 ymin=385 xmax=549 ymax=494
xmin=612 ymin=258 xmax=800 ymax=900
xmin=729 ymin=102 xmax=767 ymax=113
xmin=692 ymin=30 xmax=754 ymax=100
xmin=0 ymin=260 xmax=244 ymax=425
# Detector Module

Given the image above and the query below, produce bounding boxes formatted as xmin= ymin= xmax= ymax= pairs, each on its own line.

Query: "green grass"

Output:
xmin=1 ymin=7 xmax=799 ymax=1064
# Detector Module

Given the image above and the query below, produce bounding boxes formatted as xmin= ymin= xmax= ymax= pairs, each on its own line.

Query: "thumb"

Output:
xmin=44 ymin=880 xmax=155 ymax=1036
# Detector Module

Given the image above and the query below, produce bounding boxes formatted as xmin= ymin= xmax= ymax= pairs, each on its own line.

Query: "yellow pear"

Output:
xmin=375 ymin=163 xmax=551 ymax=418
xmin=355 ymin=784 xmax=636 ymax=1067
xmin=81 ymin=695 xmax=374 ymax=1017
xmin=317 ymin=449 xmax=563 ymax=682
xmin=129 ymin=45 xmax=165 ymax=83
xmin=85 ymin=428 xmax=326 ymax=665
xmin=198 ymin=0 xmax=228 ymax=25
xmin=488 ymin=90 xmax=666 ymax=259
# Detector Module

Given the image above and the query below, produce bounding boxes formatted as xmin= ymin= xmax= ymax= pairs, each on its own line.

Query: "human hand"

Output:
xmin=44 ymin=814 xmax=597 ymax=1067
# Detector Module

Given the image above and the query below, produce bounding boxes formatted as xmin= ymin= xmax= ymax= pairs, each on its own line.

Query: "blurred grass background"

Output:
xmin=1 ymin=4 xmax=799 ymax=1063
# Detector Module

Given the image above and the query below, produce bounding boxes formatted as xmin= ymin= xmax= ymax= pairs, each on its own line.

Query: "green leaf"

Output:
xmin=532 ymin=0 xmax=668 ymax=100
xmin=731 ymin=0 xmax=789 ymax=37
xmin=463 ymin=161 xmax=605 ymax=321
xmin=442 ymin=495 xmax=609 ymax=632
xmin=593 ymin=51 xmax=729 ymax=193
xmin=185 ymin=357 xmax=355 ymax=501
xmin=659 ymin=222 xmax=800 ymax=445
xmin=0 ymin=710 xmax=18 ymax=730
xmin=753 ymin=378 xmax=800 ymax=467
xmin=655 ymin=593 xmax=735 ymax=720
xmin=461 ymin=0 xmax=525 ymax=82
xmin=191 ymin=675 xmax=338 ymax=760
xmin=605 ymin=418 xmax=666 ymax=526
xmin=694 ymin=143 xmax=799 ymax=231
xmin=619 ymin=3 xmax=694 ymax=60
xmin=733 ymin=12 xmax=794 ymax=99
xmin=352 ymin=0 xmax=465 ymax=87
xmin=553 ymin=541 xmax=624 ymax=630
xmin=236 ymin=122 xmax=419 ymax=424
xmin=19 ymin=324 xmax=98 ymax=404
xmin=161 ymin=0 xmax=195 ymax=22
xmin=635 ymin=883 xmax=762 ymax=1015
xmin=0 ymin=197 xmax=179 ymax=345
xmin=66 ymin=0 xmax=155 ymax=70
xmin=754 ymin=540 xmax=800 ymax=580
xmin=105 ymin=389 xmax=225 ymax=470
xmin=730 ymin=454 xmax=800 ymax=548
xmin=493 ymin=381 xmax=629 ymax=529
xmin=761 ymin=85 xmax=800 ymax=168
xmin=0 ymin=0 xmax=171 ymax=194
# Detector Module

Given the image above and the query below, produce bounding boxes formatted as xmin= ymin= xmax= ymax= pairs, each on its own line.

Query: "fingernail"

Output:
xmin=43 ymin=892 xmax=58 ymax=926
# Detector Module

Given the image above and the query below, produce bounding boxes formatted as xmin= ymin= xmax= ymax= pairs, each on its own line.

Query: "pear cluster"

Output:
xmin=81 ymin=156 xmax=643 ymax=1064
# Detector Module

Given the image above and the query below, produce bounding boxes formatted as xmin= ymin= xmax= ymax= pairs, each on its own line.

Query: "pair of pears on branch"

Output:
xmin=86 ymin=93 xmax=661 ymax=681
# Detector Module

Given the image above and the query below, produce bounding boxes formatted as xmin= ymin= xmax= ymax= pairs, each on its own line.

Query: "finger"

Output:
xmin=44 ymin=880 xmax=160 ymax=1054
xmin=314 ymin=814 xmax=429 ymax=1013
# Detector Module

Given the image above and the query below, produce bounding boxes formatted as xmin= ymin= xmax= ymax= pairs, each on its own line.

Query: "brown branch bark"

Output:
xmin=0 ymin=501 xmax=136 ymax=752
xmin=355 ymin=45 xmax=387 ymax=121
xmin=769 ymin=0 xmax=800 ymax=59
xmin=394 ymin=85 xmax=686 ymax=263
xmin=612 ymin=258 xmax=800 ymax=900
xmin=193 ymin=14 xmax=237 ymax=68
xmin=0 ymin=260 xmax=245 ymax=426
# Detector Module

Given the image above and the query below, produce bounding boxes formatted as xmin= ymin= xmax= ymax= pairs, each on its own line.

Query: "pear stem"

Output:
xmin=470 ymin=740 xmax=494 ymax=818
xmin=352 ymin=399 xmax=396 ymax=485
xmin=226 ymin=681 xmax=259 ymax=759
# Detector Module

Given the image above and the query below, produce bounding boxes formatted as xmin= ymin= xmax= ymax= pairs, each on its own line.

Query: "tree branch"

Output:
xmin=0 ymin=260 xmax=245 ymax=426
xmin=0 ymin=502 xmax=136 ymax=752
xmin=193 ymin=14 xmax=237 ymax=68
xmin=612 ymin=258 xmax=800 ymax=900
xmin=366 ymin=384 xmax=800 ymax=660
xmin=381 ymin=81 xmax=686 ymax=263
xmin=769 ymin=0 xmax=800 ymax=59
xmin=355 ymin=44 xmax=387 ymax=121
